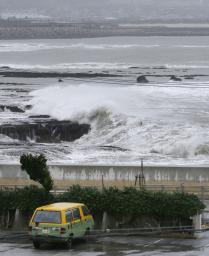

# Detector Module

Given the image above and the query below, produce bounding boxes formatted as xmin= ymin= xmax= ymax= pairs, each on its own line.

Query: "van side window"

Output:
xmin=82 ymin=206 xmax=90 ymax=216
xmin=65 ymin=210 xmax=73 ymax=223
xmin=72 ymin=208 xmax=81 ymax=220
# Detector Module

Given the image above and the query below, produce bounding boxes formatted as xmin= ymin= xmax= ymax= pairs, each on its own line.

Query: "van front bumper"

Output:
xmin=32 ymin=235 xmax=68 ymax=244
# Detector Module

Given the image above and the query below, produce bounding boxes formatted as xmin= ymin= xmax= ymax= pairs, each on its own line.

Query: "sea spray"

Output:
xmin=27 ymin=83 xmax=209 ymax=161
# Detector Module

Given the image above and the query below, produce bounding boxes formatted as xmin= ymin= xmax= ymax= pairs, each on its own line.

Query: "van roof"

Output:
xmin=36 ymin=202 xmax=84 ymax=211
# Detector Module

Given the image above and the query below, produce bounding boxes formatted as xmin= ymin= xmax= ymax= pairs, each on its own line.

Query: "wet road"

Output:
xmin=1 ymin=232 xmax=209 ymax=256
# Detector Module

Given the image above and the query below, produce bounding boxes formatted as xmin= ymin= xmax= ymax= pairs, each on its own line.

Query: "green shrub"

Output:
xmin=0 ymin=189 xmax=18 ymax=210
xmin=58 ymin=185 xmax=104 ymax=216
xmin=57 ymin=186 xmax=205 ymax=223
xmin=0 ymin=185 xmax=205 ymax=225
xmin=17 ymin=186 xmax=53 ymax=212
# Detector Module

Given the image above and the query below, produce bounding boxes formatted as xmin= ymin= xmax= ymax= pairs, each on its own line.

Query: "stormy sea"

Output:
xmin=0 ymin=36 xmax=209 ymax=166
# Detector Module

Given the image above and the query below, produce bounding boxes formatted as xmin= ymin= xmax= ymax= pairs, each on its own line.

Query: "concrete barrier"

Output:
xmin=1 ymin=164 xmax=209 ymax=196
xmin=48 ymin=164 xmax=209 ymax=185
xmin=1 ymin=163 xmax=209 ymax=183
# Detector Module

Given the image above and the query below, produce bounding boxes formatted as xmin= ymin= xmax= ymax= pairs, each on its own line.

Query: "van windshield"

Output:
xmin=33 ymin=210 xmax=61 ymax=224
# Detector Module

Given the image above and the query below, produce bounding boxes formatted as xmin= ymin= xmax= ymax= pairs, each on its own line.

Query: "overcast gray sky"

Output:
xmin=0 ymin=0 xmax=208 ymax=21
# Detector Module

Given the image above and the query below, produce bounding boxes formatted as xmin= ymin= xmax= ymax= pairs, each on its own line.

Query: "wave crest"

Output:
xmin=28 ymin=83 xmax=209 ymax=161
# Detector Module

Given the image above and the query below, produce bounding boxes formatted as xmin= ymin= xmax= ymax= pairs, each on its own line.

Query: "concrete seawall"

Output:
xmin=0 ymin=164 xmax=209 ymax=189
xmin=49 ymin=164 xmax=209 ymax=188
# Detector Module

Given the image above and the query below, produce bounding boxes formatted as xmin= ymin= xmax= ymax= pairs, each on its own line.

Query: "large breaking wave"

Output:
xmin=27 ymin=82 xmax=209 ymax=163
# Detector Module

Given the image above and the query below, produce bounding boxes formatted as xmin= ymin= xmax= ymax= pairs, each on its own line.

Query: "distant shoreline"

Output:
xmin=1 ymin=20 xmax=209 ymax=39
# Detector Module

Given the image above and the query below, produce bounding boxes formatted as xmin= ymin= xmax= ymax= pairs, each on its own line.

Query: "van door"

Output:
xmin=81 ymin=205 xmax=94 ymax=230
xmin=71 ymin=208 xmax=83 ymax=238
xmin=65 ymin=210 xmax=73 ymax=235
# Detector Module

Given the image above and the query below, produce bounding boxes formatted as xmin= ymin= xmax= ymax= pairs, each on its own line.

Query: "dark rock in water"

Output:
xmin=0 ymin=66 xmax=10 ymax=69
xmin=150 ymin=149 xmax=160 ymax=154
xmin=29 ymin=115 xmax=51 ymax=119
xmin=100 ymin=145 xmax=129 ymax=152
xmin=129 ymin=66 xmax=139 ymax=69
xmin=1 ymin=88 xmax=29 ymax=93
xmin=170 ymin=75 xmax=182 ymax=81
xmin=0 ymin=82 xmax=26 ymax=86
xmin=58 ymin=79 xmax=63 ymax=82
xmin=155 ymin=66 xmax=167 ymax=70
xmin=136 ymin=75 xmax=149 ymax=83
xmin=184 ymin=75 xmax=194 ymax=80
xmin=0 ymin=71 xmax=121 ymax=78
xmin=25 ymin=105 xmax=32 ymax=110
xmin=0 ymin=120 xmax=90 ymax=143
xmin=0 ymin=105 xmax=24 ymax=113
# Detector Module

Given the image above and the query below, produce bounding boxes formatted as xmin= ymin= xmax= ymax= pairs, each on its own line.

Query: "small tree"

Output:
xmin=20 ymin=154 xmax=53 ymax=192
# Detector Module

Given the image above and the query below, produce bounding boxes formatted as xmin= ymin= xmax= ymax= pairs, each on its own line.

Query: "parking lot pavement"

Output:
xmin=1 ymin=232 xmax=209 ymax=256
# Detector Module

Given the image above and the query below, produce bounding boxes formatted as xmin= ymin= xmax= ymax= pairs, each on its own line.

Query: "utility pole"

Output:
xmin=102 ymin=174 xmax=105 ymax=190
xmin=135 ymin=159 xmax=146 ymax=189
xmin=140 ymin=158 xmax=145 ymax=188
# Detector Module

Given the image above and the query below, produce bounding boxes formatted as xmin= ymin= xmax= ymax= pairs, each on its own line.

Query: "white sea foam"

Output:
xmin=0 ymin=43 xmax=51 ymax=52
xmin=68 ymin=43 xmax=160 ymax=49
xmin=2 ymin=62 xmax=209 ymax=71
xmin=0 ymin=134 xmax=18 ymax=143
xmin=0 ymin=42 xmax=160 ymax=52
xmin=1 ymin=41 xmax=209 ymax=53
xmin=29 ymin=82 xmax=209 ymax=120
xmin=28 ymin=82 xmax=209 ymax=160
xmin=164 ymin=64 xmax=209 ymax=69
xmin=2 ymin=63 xmax=209 ymax=71
xmin=0 ymin=62 xmax=134 ymax=70
xmin=174 ymin=45 xmax=209 ymax=48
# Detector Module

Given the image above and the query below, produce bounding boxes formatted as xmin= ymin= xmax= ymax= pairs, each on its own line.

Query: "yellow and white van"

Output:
xmin=29 ymin=202 xmax=94 ymax=249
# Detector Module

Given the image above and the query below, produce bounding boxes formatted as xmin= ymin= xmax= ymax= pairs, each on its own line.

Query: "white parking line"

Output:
xmin=153 ymin=239 xmax=163 ymax=244
xmin=144 ymin=239 xmax=163 ymax=247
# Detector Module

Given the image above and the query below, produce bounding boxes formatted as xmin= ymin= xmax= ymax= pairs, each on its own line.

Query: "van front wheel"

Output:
xmin=65 ymin=238 xmax=72 ymax=249
xmin=33 ymin=241 xmax=41 ymax=249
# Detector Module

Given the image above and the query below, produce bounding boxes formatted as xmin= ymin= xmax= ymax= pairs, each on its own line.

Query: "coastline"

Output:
xmin=1 ymin=21 xmax=209 ymax=40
